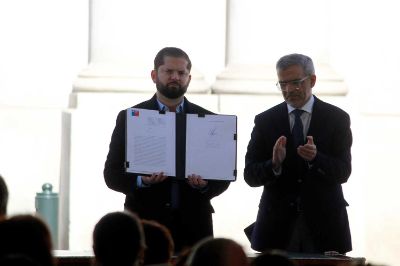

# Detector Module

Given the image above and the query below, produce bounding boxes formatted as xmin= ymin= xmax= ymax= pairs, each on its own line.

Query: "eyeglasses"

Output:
xmin=276 ymin=76 xmax=310 ymax=91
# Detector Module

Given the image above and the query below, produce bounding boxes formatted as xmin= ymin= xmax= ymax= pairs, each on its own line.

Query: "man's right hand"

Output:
xmin=142 ymin=172 xmax=168 ymax=185
xmin=272 ymin=136 xmax=287 ymax=170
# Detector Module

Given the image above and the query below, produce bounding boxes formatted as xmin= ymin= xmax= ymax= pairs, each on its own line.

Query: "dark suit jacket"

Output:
xmin=104 ymin=94 xmax=230 ymax=251
xmin=244 ymin=96 xmax=352 ymax=253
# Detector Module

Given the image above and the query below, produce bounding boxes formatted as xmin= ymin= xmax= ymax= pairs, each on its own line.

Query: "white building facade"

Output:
xmin=1 ymin=1 xmax=399 ymax=265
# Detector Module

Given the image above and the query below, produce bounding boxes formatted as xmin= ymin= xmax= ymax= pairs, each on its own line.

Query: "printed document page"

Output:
xmin=185 ymin=114 xmax=237 ymax=180
xmin=126 ymin=108 xmax=176 ymax=176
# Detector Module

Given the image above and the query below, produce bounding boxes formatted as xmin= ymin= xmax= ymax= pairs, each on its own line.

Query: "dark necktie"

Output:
xmin=171 ymin=180 xmax=179 ymax=209
xmin=292 ymin=109 xmax=305 ymax=148
xmin=161 ymin=105 xmax=182 ymax=209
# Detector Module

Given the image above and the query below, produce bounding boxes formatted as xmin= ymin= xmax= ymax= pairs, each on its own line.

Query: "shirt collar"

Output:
xmin=156 ymin=99 xmax=184 ymax=113
xmin=287 ymin=95 xmax=314 ymax=114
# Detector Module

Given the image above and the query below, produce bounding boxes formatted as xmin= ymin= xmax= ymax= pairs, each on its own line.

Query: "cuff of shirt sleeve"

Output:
xmin=137 ymin=176 xmax=150 ymax=188
xmin=272 ymin=167 xmax=282 ymax=176
xmin=199 ymin=185 xmax=209 ymax=193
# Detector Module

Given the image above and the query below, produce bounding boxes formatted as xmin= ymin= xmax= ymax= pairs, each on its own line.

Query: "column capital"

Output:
xmin=73 ymin=63 xmax=211 ymax=94
xmin=212 ymin=64 xmax=348 ymax=96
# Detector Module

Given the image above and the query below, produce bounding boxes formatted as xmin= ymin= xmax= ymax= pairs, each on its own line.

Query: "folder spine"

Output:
xmin=175 ymin=113 xmax=186 ymax=179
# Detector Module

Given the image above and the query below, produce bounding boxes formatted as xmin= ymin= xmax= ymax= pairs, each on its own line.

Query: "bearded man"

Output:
xmin=104 ymin=47 xmax=230 ymax=253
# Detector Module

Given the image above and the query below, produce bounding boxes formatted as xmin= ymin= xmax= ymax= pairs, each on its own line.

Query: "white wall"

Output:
xmin=0 ymin=0 xmax=88 ymax=247
xmin=89 ymin=0 xmax=226 ymax=86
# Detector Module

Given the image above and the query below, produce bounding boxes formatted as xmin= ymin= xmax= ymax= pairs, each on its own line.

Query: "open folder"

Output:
xmin=125 ymin=108 xmax=237 ymax=181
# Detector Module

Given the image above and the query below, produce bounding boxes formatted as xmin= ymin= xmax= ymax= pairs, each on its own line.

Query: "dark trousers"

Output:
xmin=286 ymin=213 xmax=317 ymax=253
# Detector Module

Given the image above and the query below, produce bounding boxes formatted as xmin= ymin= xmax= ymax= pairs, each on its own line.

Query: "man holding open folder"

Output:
xmin=104 ymin=47 xmax=230 ymax=253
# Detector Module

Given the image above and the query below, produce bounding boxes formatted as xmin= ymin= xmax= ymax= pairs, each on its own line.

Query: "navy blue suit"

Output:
xmin=104 ymin=94 xmax=230 ymax=252
xmin=244 ymin=96 xmax=352 ymax=253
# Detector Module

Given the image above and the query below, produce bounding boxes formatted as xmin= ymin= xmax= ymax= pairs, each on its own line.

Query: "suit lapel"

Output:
xmin=183 ymin=97 xmax=194 ymax=114
xmin=279 ymin=103 xmax=291 ymax=137
xmin=274 ymin=103 xmax=292 ymax=145
xmin=307 ymin=96 xmax=324 ymax=137
xmin=149 ymin=94 xmax=162 ymax=110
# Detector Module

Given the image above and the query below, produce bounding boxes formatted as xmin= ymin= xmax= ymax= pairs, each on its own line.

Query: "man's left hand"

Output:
xmin=187 ymin=174 xmax=208 ymax=189
xmin=297 ymin=136 xmax=317 ymax=161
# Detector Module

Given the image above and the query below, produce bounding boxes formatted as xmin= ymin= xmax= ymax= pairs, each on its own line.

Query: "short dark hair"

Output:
xmin=251 ymin=250 xmax=295 ymax=266
xmin=186 ymin=237 xmax=248 ymax=266
xmin=0 ymin=175 xmax=8 ymax=216
xmin=154 ymin=47 xmax=192 ymax=71
xmin=142 ymin=219 xmax=174 ymax=265
xmin=93 ymin=211 xmax=144 ymax=266
xmin=0 ymin=215 xmax=54 ymax=266
xmin=276 ymin=53 xmax=315 ymax=76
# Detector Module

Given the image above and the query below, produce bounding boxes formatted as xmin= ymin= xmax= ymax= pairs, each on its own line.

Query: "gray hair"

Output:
xmin=276 ymin=53 xmax=315 ymax=76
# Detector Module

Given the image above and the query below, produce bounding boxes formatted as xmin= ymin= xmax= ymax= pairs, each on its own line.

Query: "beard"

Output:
xmin=156 ymin=80 xmax=188 ymax=99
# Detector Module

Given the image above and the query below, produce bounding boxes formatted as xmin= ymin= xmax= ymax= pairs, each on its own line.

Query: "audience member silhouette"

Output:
xmin=173 ymin=247 xmax=192 ymax=266
xmin=0 ymin=253 xmax=42 ymax=266
xmin=0 ymin=174 xmax=8 ymax=220
xmin=142 ymin=219 xmax=174 ymax=265
xmin=186 ymin=237 xmax=249 ymax=266
xmin=250 ymin=250 xmax=294 ymax=266
xmin=0 ymin=214 xmax=54 ymax=266
xmin=92 ymin=211 xmax=145 ymax=266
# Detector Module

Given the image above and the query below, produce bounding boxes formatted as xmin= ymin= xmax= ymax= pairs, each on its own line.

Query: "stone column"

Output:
xmin=61 ymin=0 xmax=226 ymax=251
xmin=213 ymin=0 xmax=347 ymax=95
xmin=211 ymin=0 xmax=350 ymax=254
xmin=71 ymin=0 xmax=229 ymax=100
